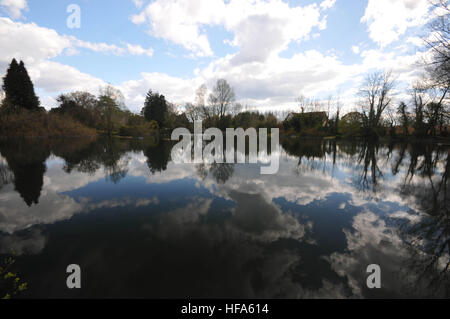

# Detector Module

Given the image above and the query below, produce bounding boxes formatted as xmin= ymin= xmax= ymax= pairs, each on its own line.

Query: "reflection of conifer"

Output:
xmin=0 ymin=140 xmax=50 ymax=207
xmin=144 ymin=141 xmax=170 ymax=174
xmin=13 ymin=161 xmax=47 ymax=206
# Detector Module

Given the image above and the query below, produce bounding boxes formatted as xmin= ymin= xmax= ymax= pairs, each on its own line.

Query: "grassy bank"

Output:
xmin=0 ymin=110 xmax=97 ymax=138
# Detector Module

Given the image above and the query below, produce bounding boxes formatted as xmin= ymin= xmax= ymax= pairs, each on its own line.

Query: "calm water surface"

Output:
xmin=0 ymin=137 xmax=448 ymax=298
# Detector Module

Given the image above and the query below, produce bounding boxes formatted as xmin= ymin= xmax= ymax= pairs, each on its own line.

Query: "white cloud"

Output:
xmin=32 ymin=61 xmax=106 ymax=95
xmin=131 ymin=0 xmax=336 ymax=58
xmin=120 ymin=72 xmax=203 ymax=111
xmin=132 ymin=0 xmax=145 ymax=9
xmin=0 ymin=18 xmax=155 ymax=66
xmin=201 ymin=50 xmax=359 ymax=109
xmin=72 ymin=38 xmax=126 ymax=56
xmin=126 ymin=43 xmax=154 ymax=57
xmin=0 ymin=18 xmax=71 ymax=65
xmin=361 ymin=0 xmax=432 ymax=47
xmin=118 ymin=41 xmax=429 ymax=113
xmin=116 ymin=48 xmax=360 ymax=112
xmin=0 ymin=1 xmax=431 ymax=114
xmin=0 ymin=0 xmax=27 ymax=19
xmin=130 ymin=0 xmax=219 ymax=57
xmin=0 ymin=18 xmax=158 ymax=108
xmin=320 ymin=0 xmax=336 ymax=10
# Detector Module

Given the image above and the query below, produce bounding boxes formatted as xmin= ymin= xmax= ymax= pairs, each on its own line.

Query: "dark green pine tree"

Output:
xmin=2 ymin=58 xmax=40 ymax=110
xmin=142 ymin=89 xmax=168 ymax=127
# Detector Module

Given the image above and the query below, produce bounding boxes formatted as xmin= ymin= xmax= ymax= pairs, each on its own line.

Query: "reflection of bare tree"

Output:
xmin=281 ymin=138 xmax=449 ymax=296
xmin=391 ymin=143 xmax=407 ymax=176
xmin=196 ymin=163 xmax=208 ymax=181
xmin=104 ymin=157 xmax=130 ymax=184
xmin=397 ymin=146 xmax=450 ymax=297
xmin=101 ymin=138 xmax=130 ymax=184
xmin=210 ymin=163 xmax=234 ymax=184
xmin=196 ymin=162 xmax=235 ymax=185
xmin=0 ymin=160 xmax=14 ymax=190
xmin=357 ymin=141 xmax=382 ymax=193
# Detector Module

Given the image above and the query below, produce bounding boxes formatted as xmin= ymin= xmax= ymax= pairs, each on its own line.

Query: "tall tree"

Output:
xmin=397 ymin=102 xmax=410 ymax=137
xmin=412 ymin=84 xmax=428 ymax=138
xmin=418 ymin=0 xmax=450 ymax=136
xmin=208 ymin=79 xmax=235 ymax=120
xmin=358 ymin=71 xmax=396 ymax=138
xmin=2 ymin=59 xmax=40 ymax=110
xmin=142 ymin=89 xmax=168 ymax=128
xmin=424 ymin=0 xmax=450 ymax=96
xmin=97 ymin=85 xmax=127 ymax=135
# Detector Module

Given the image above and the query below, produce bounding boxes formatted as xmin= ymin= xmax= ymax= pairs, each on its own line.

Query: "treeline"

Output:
xmin=0 ymin=58 xmax=97 ymax=138
xmin=0 ymin=2 xmax=448 ymax=140
xmin=0 ymin=61 xmax=282 ymax=138
xmin=356 ymin=0 xmax=449 ymax=140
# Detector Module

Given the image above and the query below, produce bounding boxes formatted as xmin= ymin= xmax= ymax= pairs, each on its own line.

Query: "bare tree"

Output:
xmin=424 ymin=0 xmax=450 ymax=96
xmin=99 ymin=85 xmax=127 ymax=111
xmin=333 ymin=96 xmax=342 ymax=135
xmin=397 ymin=102 xmax=410 ymax=137
xmin=358 ymin=71 xmax=396 ymax=138
xmin=98 ymin=85 xmax=127 ymax=135
xmin=230 ymin=102 xmax=243 ymax=117
xmin=208 ymin=79 xmax=235 ymax=119
xmin=185 ymin=102 xmax=204 ymax=122
xmin=296 ymin=94 xmax=323 ymax=113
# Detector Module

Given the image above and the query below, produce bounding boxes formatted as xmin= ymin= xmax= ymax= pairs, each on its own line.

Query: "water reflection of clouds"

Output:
xmin=123 ymin=148 xmax=418 ymax=215
xmin=138 ymin=197 xmax=330 ymax=298
xmin=325 ymin=210 xmax=449 ymax=298
xmin=0 ymin=156 xmax=161 ymax=235
xmin=0 ymin=183 xmax=82 ymax=234
xmin=0 ymin=147 xmax=423 ymax=235
xmin=0 ymin=229 xmax=47 ymax=255
xmin=0 ymin=141 xmax=448 ymax=298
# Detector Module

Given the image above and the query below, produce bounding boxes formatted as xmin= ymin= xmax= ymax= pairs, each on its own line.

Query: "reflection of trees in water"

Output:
xmin=196 ymin=163 xmax=235 ymax=185
xmin=281 ymin=138 xmax=384 ymax=187
xmin=144 ymin=139 xmax=171 ymax=175
xmin=0 ymin=137 xmax=153 ymax=205
xmin=281 ymin=138 xmax=336 ymax=175
xmin=394 ymin=144 xmax=450 ymax=296
xmin=194 ymin=144 xmax=235 ymax=185
xmin=356 ymin=141 xmax=383 ymax=193
xmin=100 ymin=138 xmax=130 ymax=184
xmin=57 ymin=136 xmax=175 ymax=181
xmin=53 ymin=138 xmax=102 ymax=175
xmin=281 ymin=139 xmax=449 ymax=296
xmin=55 ymin=137 xmax=139 ymax=184
xmin=0 ymin=139 xmax=51 ymax=206
xmin=0 ymin=160 xmax=14 ymax=190
xmin=211 ymin=163 xmax=234 ymax=184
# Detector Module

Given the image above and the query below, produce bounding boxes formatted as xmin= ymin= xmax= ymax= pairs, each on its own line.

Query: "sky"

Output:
xmin=0 ymin=0 xmax=436 ymax=114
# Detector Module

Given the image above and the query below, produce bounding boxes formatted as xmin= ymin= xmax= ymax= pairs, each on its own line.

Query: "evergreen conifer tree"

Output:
xmin=2 ymin=59 xmax=40 ymax=110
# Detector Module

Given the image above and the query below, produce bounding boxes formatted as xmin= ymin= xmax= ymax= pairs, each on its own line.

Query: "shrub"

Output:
xmin=0 ymin=109 xmax=97 ymax=138
xmin=118 ymin=121 xmax=159 ymax=138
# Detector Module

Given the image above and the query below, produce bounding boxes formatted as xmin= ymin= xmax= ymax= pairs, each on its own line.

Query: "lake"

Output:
xmin=0 ymin=137 xmax=448 ymax=298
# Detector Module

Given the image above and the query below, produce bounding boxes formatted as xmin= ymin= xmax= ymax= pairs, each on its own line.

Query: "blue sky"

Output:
xmin=0 ymin=0 xmax=433 ymax=113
